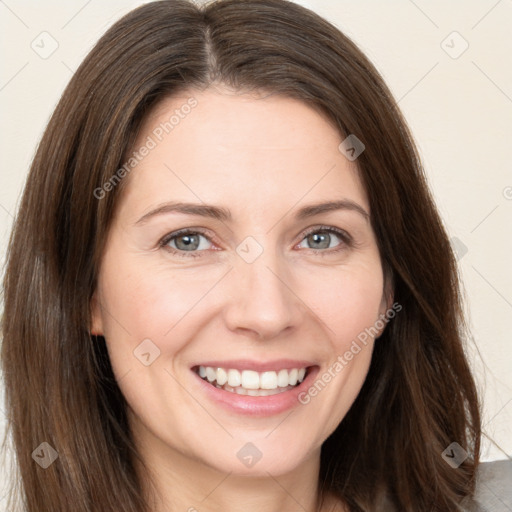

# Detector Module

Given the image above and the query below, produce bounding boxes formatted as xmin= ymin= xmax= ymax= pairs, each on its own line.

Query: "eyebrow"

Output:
xmin=134 ymin=199 xmax=370 ymax=226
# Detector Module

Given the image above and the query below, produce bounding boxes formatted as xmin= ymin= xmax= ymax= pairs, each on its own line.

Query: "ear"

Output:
xmin=90 ymin=290 xmax=104 ymax=336
xmin=378 ymin=282 xmax=394 ymax=317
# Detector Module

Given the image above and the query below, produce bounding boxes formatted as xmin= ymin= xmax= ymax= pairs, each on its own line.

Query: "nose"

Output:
xmin=222 ymin=245 xmax=304 ymax=340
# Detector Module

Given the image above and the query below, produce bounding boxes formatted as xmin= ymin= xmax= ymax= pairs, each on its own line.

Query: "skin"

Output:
xmin=91 ymin=85 xmax=392 ymax=512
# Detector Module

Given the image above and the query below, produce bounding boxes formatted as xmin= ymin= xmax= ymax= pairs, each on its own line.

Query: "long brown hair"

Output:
xmin=1 ymin=1 xmax=481 ymax=510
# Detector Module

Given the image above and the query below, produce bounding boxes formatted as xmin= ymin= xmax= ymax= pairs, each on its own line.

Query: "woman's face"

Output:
xmin=91 ymin=86 xmax=390 ymax=478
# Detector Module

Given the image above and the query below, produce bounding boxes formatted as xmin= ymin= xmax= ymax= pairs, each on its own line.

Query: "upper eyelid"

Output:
xmin=160 ymin=227 xmax=216 ymax=245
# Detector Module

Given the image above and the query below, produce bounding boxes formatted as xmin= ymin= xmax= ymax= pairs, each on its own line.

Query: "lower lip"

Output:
xmin=191 ymin=366 xmax=320 ymax=417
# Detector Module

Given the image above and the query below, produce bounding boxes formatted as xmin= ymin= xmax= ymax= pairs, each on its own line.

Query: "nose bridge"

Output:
xmin=224 ymin=235 xmax=302 ymax=339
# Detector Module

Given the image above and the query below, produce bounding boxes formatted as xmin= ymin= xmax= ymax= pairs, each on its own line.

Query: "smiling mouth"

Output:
xmin=193 ymin=365 xmax=312 ymax=397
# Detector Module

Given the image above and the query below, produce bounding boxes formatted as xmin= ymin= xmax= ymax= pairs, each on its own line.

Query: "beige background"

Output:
xmin=1 ymin=0 xmax=511 ymax=502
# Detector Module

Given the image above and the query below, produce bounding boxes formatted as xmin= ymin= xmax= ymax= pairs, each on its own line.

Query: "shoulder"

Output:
xmin=464 ymin=459 xmax=512 ymax=511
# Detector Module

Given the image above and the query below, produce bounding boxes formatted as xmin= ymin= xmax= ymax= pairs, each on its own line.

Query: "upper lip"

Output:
xmin=191 ymin=359 xmax=317 ymax=372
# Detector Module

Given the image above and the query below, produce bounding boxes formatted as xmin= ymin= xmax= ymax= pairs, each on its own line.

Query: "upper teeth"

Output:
xmin=197 ymin=366 xmax=307 ymax=390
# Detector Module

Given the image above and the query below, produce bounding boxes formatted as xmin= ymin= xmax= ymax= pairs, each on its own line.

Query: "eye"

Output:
xmin=159 ymin=225 xmax=352 ymax=259
xmin=296 ymin=226 xmax=352 ymax=254
xmin=159 ymin=229 xmax=214 ymax=258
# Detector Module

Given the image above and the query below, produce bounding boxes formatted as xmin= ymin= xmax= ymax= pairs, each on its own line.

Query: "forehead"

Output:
xmin=118 ymin=87 xmax=368 ymax=222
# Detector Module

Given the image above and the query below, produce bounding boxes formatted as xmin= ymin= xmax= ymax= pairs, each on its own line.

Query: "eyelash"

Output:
xmin=158 ymin=225 xmax=353 ymax=259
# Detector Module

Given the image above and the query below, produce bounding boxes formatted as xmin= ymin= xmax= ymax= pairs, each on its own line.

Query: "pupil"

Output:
xmin=310 ymin=232 xmax=329 ymax=249
xmin=177 ymin=234 xmax=199 ymax=250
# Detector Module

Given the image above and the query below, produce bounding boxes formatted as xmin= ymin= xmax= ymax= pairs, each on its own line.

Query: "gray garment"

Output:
xmin=462 ymin=460 xmax=512 ymax=511
xmin=376 ymin=459 xmax=512 ymax=511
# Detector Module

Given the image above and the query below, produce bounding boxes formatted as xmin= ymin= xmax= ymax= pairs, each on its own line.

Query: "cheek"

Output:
xmin=101 ymin=258 xmax=185 ymax=332
xmin=302 ymin=262 xmax=385 ymax=347
xmin=97 ymin=256 xmax=229 ymax=360
xmin=296 ymin=266 xmax=383 ymax=434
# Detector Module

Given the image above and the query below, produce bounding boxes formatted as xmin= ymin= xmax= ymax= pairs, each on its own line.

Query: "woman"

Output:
xmin=1 ymin=0 xmax=485 ymax=510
